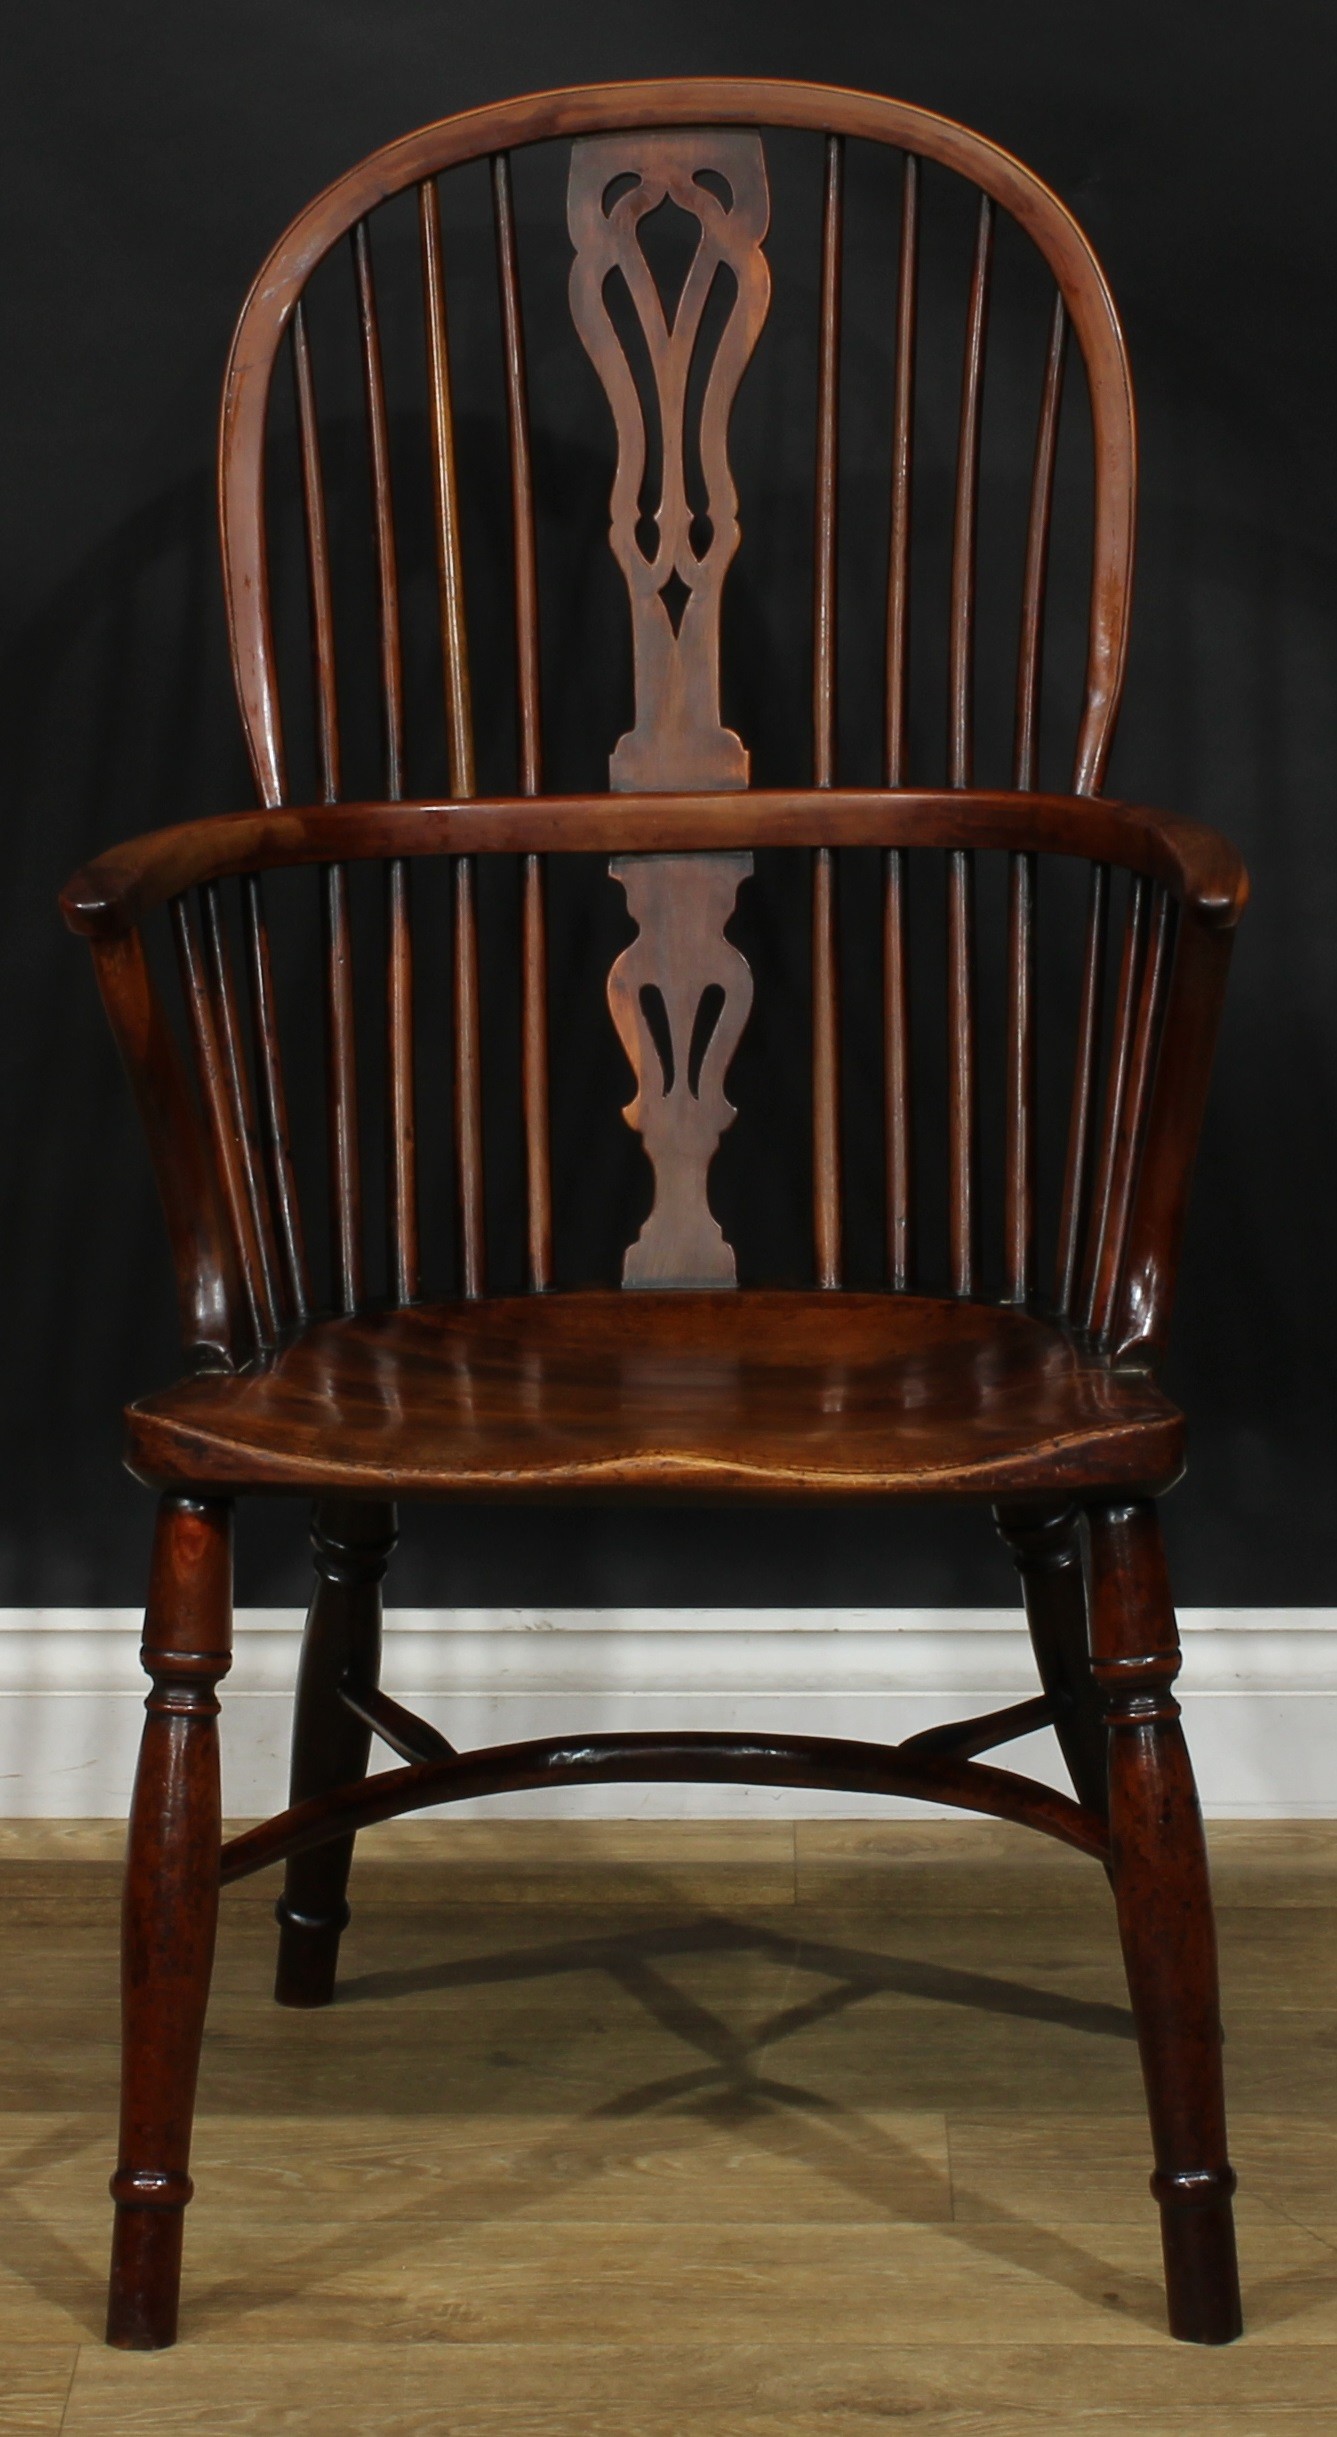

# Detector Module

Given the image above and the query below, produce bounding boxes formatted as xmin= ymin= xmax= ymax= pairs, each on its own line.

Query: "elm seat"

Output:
xmin=127 ymin=1292 xmax=1184 ymax=1501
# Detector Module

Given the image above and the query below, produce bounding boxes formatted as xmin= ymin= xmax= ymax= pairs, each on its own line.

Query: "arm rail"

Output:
xmin=62 ymin=789 xmax=1246 ymax=941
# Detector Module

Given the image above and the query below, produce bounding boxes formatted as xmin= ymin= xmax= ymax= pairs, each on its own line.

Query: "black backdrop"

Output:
xmin=3 ymin=0 xmax=1334 ymax=1610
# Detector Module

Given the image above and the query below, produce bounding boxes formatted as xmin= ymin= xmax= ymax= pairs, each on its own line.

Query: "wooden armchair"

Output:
xmin=62 ymin=80 xmax=1248 ymax=2352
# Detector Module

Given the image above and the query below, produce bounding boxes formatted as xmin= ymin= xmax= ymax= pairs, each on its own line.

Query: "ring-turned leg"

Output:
xmin=994 ymin=1503 xmax=1109 ymax=1819
xmin=1088 ymin=1498 xmax=1241 ymax=2344
xmin=274 ymin=1498 xmax=397 ymax=2008
xmin=107 ymin=1494 xmax=233 ymax=2350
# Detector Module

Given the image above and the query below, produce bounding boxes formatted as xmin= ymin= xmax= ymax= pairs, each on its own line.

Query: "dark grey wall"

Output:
xmin=3 ymin=0 xmax=1333 ymax=1608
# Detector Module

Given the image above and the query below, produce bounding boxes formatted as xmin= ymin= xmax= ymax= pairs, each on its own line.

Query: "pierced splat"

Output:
xmin=608 ymin=853 xmax=753 ymax=1285
xmin=568 ymin=129 xmax=770 ymax=790
xmin=569 ymin=130 xmax=769 ymax=1287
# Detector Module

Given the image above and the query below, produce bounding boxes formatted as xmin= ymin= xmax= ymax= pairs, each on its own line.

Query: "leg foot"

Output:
xmin=275 ymin=1499 xmax=396 ymax=2008
xmin=1088 ymin=1498 xmax=1242 ymax=2345
xmin=107 ymin=1495 xmax=232 ymax=2350
xmin=1155 ymin=2171 xmax=1242 ymax=2346
xmin=107 ymin=2184 xmax=187 ymax=2350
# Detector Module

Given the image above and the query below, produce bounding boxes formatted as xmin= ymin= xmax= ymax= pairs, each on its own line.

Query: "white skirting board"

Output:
xmin=0 ymin=1606 xmax=1333 ymax=1819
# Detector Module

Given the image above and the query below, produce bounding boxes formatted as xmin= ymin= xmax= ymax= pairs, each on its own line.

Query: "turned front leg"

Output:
xmin=108 ymin=1494 xmax=232 ymax=2350
xmin=1088 ymin=1498 xmax=1241 ymax=2345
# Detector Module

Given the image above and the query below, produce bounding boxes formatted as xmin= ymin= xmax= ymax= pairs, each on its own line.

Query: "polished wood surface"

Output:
xmin=59 ymin=79 xmax=1246 ymax=2354
xmin=65 ymin=790 xmax=1246 ymax=938
xmin=123 ymin=1291 xmax=1183 ymax=1501
xmin=8 ymin=1824 xmax=1337 ymax=2429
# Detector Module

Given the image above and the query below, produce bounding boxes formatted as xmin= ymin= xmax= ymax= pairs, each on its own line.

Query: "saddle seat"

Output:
xmin=126 ymin=1289 xmax=1183 ymax=1501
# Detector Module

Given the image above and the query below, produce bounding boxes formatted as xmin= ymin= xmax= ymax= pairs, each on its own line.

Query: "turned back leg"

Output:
xmin=994 ymin=1503 xmax=1109 ymax=1818
xmin=1088 ymin=1497 xmax=1241 ymax=2345
xmin=274 ymin=1498 xmax=397 ymax=2008
xmin=108 ymin=1494 xmax=233 ymax=2350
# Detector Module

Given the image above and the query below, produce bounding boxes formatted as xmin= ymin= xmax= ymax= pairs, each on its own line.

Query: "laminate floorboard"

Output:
xmin=2 ymin=1821 xmax=1336 ymax=2431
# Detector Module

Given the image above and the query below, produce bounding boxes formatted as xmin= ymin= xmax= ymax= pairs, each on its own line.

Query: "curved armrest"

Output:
xmin=61 ymin=788 xmax=1248 ymax=940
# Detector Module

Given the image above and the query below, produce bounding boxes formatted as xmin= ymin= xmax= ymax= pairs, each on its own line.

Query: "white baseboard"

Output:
xmin=0 ymin=1607 xmax=1332 ymax=1819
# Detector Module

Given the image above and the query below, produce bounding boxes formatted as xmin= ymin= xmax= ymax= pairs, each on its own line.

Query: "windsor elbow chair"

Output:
xmin=62 ymin=79 xmax=1248 ymax=2352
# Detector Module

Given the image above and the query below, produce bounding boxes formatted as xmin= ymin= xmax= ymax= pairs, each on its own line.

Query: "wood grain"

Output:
xmin=64 ymin=791 xmax=1248 ymax=938
xmin=123 ymin=1289 xmax=1184 ymax=1501
xmin=53 ymin=2338 xmax=1337 ymax=2434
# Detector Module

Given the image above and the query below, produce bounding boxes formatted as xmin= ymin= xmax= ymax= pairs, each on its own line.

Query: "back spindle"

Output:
xmin=1090 ymin=887 xmax=1174 ymax=1344
xmin=199 ymin=884 xmax=284 ymax=1334
xmin=420 ymin=174 xmax=484 ymax=1297
xmin=493 ymin=149 xmax=552 ymax=1292
xmin=322 ymin=865 xmax=363 ymax=1316
xmin=241 ymin=875 xmax=309 ymax=1319
xmin=1077 ymin=874 xmax=1151 ymax=1331
xmin=172 ymin=892 xmax=277 ymax=1349
xmin=1004 ymin=852 xmax=1037 ymax=1303
xmin=885 ymin=153 xmax=918 ymax=789
xmin=949 ymin=193 xmax=994 ymax=791
xmin=293 ymin=299 xmax=366 ymax=1314
xmin=813 ymin=133 xmax=842 ymax=792
xmin=812 ymin=132 xmax=844 ymax=1289
xmin=1014 ymin=293 xmax=1067 ymax=795
xmin=352 ymin=220 xmax=405 ymax=796
xmin=419 ymin=178 xmax=474 ymax=798
xmin=454 ymin=858 xmax=485 ymax=1299
xmin=1055 ymin=862 xmax=1111 ymax=1317
xmin=946 ymin=846 xmax=977 ymax=1297
xmin=351 ymin=219 xmax=419 ymax=1306
xmin=945 ymin=197 xmax=994 ymax=1297
xmin=493 ymin=155 xmax=541 ymax=800
xmin=1002 ymin=291 xmax=1066 ymax=1305
xmin=884 ymin=152 xmax=919 ymax=1290
xmin=385 ymin=858 xmax=419 ymax=1305
xmin=884 ymin=846 xmax=914 ymax=1291
xmin=291 ymin=300 xmax=340 ymax=805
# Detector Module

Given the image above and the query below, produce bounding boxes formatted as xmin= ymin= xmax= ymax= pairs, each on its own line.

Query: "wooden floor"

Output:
xmin=3 ymin=1818 xmax=1337 ymax=2432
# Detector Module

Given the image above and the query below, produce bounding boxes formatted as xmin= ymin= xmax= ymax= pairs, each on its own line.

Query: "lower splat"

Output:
xmin=608 ymin=852 xmax=753 ymax=1286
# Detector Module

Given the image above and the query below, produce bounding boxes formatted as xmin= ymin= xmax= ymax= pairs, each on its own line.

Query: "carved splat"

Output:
xmin=569 ymin=131 xmax=769 ymax=1285
xmin=607 ymin=853 xmax=753 ymax=1285
xmin=568 ymin=129 xmax=770 ymax=789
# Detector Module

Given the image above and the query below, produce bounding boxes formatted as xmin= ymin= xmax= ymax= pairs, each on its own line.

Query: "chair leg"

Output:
xmin=274 ymin=1498 xmax=397 ymax=2009
xmin=1087 ymin=1497 xmax=1241 ymax=2345
xmin=994 ymin=1503 xmax=1109 ymax=1819
xmin=107 ymin=1494 xmax=233 ymax=2350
